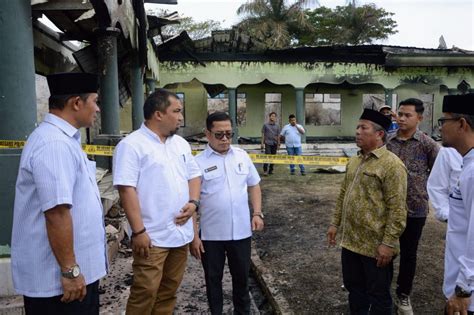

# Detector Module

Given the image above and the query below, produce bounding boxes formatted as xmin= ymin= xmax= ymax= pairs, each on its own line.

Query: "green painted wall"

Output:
xmin=164 ymin=79 xmax=208 ymax=137
xmin=155 ymin=60 xmax=474 ymax=139
xmin=153 ymin=80 xmax=457 ymax=139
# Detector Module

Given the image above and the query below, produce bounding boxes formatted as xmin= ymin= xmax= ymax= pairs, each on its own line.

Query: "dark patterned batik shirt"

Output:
xmin=387 ymin=129 xmax=440 ymax=218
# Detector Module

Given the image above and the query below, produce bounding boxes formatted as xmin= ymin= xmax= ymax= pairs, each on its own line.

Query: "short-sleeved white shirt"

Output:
xmin=11 ymin=113 xmax=107 ymax=298
xmin=113 ymin=124 xmax=201 ymax=247
xmin=195 ymin=145 xmax=261 ymax=241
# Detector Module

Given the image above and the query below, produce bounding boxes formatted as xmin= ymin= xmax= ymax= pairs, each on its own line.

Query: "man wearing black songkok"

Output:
xmin=328 ymin=108 xmax=408 ymax=314
xmin=439 ymin=93 xmax=474 ymax=315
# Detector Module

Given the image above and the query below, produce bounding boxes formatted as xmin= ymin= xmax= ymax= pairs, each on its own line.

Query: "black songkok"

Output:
xmin=47 ymin=73 xmax=98 ymax=96
xmin=359 ymin=108 xmax=392 ymax=131
xmin=442 ymin=93 xmax=474 ymax=115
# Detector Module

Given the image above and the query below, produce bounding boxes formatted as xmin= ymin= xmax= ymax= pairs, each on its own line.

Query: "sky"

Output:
xmin=146 ymin=0 xmax=474 ymax=50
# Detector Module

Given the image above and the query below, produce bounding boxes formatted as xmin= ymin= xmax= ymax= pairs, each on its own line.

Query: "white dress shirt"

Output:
xmin=444 ymin=148 xmax=474 ymax=311
xmin=113 ymin=124 xmax=201 ymax=247
xmin=428 ymin=147 xmax=462 ymax=221
xmin=11 ymin=113 xmax=107 ymax=297
xmin=195 ymin=145 xmax=260 ymax=241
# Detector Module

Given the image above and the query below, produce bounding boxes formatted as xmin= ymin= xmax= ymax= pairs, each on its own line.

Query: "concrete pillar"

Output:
xmin=96 ymin=27 xmax=121 ymax=135
xmin=130 ymin=52 xmax=144 ymax=130
xmin=228 ymin=88 xmax=238 ymax=144
xmin=146 ymin=78 xmax=156 ymax=95
xmin=384 ymin=88 xmax=394 ymax=108
xmin=295 ymin=88 xmax=306 ymax=143
xmin=0 ymin=0 xmax=37 ymax=249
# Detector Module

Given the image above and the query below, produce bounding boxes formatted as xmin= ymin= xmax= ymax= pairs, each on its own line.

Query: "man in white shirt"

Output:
xmin=113 ymin=89 xmax=201 ymax=314
xmin=438 ymin=93 xmax=474 ymax=315
xmin=427 ymin=147 xmax=462 ymax=222
xmin=190 ymin=112 xmax=264 ymax=314
xmin=11 ymin=72 xmax=107 ymax=314
xmin=280 ymin=114 xmax=306 ymax=175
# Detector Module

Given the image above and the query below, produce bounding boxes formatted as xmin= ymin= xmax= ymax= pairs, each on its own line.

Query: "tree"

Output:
xmin=236 ymin=0 xmax=317 ymax=49
xmin=298 ymin=3 xmax=397 ymax=46
xmin=147 ymin=9 xmax=222 ymax=41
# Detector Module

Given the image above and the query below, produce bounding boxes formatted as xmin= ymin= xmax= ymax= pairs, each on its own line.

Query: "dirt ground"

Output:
xmin=253 ymin=164 xmax=448 ymax=314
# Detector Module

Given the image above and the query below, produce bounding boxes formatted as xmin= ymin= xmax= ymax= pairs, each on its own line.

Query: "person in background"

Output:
xmin=438 ymin=93 xmax=474 ymax=315
xmin=280 ymin=114 xmax=305 ymax=175
xmin=387 ymin=98 xmax=440 ymax=314
xmin=260 ymin=111 xmax=280 ymax=175
xmin=427 ymin=147 xmax=462 ymax=222
xmin=379 ymin=105 xmax=399 ymax=136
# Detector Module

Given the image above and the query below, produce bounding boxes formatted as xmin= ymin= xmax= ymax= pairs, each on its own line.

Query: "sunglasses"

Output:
xmin=210 ymin=131 xmax=234 ymax=140
xmin=437 ymin=117 xmax=460 ymax=127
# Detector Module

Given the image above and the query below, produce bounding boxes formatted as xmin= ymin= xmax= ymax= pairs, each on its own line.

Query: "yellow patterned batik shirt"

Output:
xmin=331 ymin=145 xmax=408 ymax=258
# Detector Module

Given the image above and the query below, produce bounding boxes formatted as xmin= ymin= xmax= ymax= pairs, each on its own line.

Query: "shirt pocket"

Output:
xmin=234 ymin=162 xmax=249 ymax=175
xmin=202 ymin=169 xmax=224 ymax=194
xmin=361 ymin=171 xmax=382 ymax=191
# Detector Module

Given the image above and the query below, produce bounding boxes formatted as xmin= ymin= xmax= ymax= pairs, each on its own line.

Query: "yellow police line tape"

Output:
xmin=0 ymin=140 xmax=349 ymax=166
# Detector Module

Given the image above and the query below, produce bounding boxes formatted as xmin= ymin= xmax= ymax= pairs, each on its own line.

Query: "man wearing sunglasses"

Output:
xmin=438 ymin=93 xmax=474 ymax=315
xmin=191 ymin=111 xmax=264 ymax=314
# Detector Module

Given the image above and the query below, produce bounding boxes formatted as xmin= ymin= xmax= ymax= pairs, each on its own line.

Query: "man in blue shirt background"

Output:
xmin=280 ymin=114 xmax=305 ymax=175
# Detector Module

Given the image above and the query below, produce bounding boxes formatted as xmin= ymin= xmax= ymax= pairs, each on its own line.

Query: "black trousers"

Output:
xmin=341 ymin=248 xmax=394 ymax=315
xmin=23 ymin=280 xmax=100 ymax=315
xmin=263 ymin=144 xmax=277 ymax=173
xmin=201 ymin=237 xmax=251 ymax=315
xmin=396 ymin=217 xmax=426 ymax=297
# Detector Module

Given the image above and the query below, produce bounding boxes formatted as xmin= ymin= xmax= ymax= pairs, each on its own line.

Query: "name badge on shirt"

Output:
xmin=205 ymin=165 xmax=218 ymax=173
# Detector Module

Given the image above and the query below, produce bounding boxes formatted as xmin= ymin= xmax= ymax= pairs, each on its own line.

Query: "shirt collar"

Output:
xmin=204 ymin=144 xmax=234 ymax=158
xmin=463 ymin=147 xmax=474 ymax=164
xmin=357 ymin=145 xmax=387 ymax=159
xmin=44 ymin=113 xmax=81 ymax=142
xmin=395 ymin=129 xmax=423 ymax=141
xmin=140 ymin=123 xmax=171 ymax=144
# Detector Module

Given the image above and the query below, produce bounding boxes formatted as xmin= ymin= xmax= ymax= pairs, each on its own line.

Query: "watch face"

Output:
xmin=72 ymin=265 xmax=80 ymax=278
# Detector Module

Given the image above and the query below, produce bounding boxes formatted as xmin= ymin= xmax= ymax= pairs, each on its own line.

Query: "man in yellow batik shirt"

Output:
xmin=327 ymin=108 xmax=408 ymax=314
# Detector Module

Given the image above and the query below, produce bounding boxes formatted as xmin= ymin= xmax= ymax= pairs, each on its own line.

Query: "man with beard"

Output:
xmin=113 ymin=89 xmax=202 ymax=314
xmin=438 ymin=93 xmax=474 ymax=315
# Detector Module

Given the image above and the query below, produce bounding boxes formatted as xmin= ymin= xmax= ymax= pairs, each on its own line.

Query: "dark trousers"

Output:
xmin=24 ymin=280 xmax=99 ymax=315
xmin=396 ymin=217 xmax=426 ymax=297
xmin=263 ymin=144 xmax=277 ymax=173
xmin=341 ymin=248 xmax=393 ymax=315
xmin=201 ymin=237 xmax=251 ymax=315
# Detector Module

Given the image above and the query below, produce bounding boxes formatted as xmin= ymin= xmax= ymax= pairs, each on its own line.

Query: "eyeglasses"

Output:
xmin=211 ymin=131 xmax=234 ymax=140
xmin=437 ymin=117 xmax=460 ymax=127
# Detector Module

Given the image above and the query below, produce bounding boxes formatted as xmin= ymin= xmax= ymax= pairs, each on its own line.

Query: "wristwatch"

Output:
xmin=455 ymin=285 xmax=472 ymax=298
xmin=189 ymin=199 xmax=200 ymax=211
xmin=253 ymin=212 xmax=264 ymax=219
xmin=61 ymin=264 xmax=81 ymax=279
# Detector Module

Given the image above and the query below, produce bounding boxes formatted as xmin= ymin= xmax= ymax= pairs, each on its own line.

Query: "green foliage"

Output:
xmin=298 ymin=4 xmax=397 ymax=46
xmin=236 ymin=0 xmax=317 ymax=49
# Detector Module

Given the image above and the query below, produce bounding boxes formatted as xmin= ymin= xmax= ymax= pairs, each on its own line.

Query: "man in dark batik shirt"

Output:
xmin=387 ymin=98 xmax=440 ymax=314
